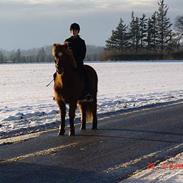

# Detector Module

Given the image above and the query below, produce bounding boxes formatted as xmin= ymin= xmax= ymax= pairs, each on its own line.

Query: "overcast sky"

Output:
xmin=0 ymin=0 xmax=182 ymax=50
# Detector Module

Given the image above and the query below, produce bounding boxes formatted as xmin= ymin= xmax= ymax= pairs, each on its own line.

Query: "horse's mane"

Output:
xmin=64 ymin=47 xmax=77 ymax=69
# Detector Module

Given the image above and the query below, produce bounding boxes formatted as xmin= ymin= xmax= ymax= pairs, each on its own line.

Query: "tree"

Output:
xmin=0 ymin=51 xmax=5 ymax=63
xmin=139 ymin=14 xmax=148 ymax=49
xmin=174 ymin=16 xmax=183 ymax=47
xmin=129 ymin=12 xmax=141 ymax=51
xmin=167 ymin=32 xmax=182 ymax=50
xmin=175 ymin=16 xmax=183 ymax=33
xmin=36 ymin=48 xmax=46 ymax=62
xmin=15 ymin=49 xmax=22 ymax=62
xmin=106 ymin=18 xmax=129 ymax=50
xmin=147 ymin=12 xmax=158 ymax=50
xmin=156 ymin=0 xmax=172 ymax=51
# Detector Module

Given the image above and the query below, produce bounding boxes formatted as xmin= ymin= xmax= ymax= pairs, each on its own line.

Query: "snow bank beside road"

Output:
xmin=1 ymin=62 xmax=183 ymax=139
xmin=122 ymin=152 xmax=183 ymax=183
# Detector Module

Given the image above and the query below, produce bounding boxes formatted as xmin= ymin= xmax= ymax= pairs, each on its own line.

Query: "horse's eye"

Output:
xmin=58 ymin=52 xmax=63 ymax=57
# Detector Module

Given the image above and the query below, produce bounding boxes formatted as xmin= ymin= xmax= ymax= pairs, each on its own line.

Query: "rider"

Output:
xmin=64 ymin=23 xmax=92 ymax=101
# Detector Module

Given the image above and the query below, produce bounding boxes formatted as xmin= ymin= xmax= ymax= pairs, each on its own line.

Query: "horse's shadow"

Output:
xmin=97 ymin=128 xmax=183 ymax=137
xmin=77 ymin=127 xmax=183 ymax=144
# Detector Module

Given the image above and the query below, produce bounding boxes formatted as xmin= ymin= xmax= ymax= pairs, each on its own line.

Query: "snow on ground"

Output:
xmin=122 ymin=152 xmax=183 ymax=183
xmin=0 ymin=61 xmax=183 ymax=138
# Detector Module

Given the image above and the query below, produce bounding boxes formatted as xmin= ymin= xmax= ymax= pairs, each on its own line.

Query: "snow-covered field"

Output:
xmin=1 ymin=61 xmax=183 ymax=138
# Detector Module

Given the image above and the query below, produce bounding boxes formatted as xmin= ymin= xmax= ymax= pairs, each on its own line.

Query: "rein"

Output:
xmin=46 ymin=78 xmax=54 ymax=87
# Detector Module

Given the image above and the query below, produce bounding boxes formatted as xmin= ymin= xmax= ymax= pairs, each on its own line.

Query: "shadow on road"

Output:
xmin=1 ymin=102 xmax=183 ymax=183
xmin=98 ymin=128 xmax=183 ymax=137
xmin=78 ymin=129 xmax=183 ymax=144
xmin=0 ymin=162 xmax=112 ymax=183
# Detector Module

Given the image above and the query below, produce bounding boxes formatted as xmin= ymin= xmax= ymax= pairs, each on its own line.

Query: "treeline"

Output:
xmin=0 ymin=45 xmax=104 ymax=64
xmin=102 ymin=0 xmax=183 ymax=60
xmin=0 ymin=47 xmax=53 ymax=64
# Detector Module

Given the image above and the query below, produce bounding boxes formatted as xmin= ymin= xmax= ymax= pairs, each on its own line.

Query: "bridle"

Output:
xmin=52 ymin=44 xmax=78 ymax=76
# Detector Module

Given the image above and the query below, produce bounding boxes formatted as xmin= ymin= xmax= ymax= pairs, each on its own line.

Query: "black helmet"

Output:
xmin=70 ymin=23 xmax=80 ymax=32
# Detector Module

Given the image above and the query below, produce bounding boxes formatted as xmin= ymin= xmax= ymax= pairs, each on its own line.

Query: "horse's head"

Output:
xmin=52 ymin=43 xmax=77 ymax=75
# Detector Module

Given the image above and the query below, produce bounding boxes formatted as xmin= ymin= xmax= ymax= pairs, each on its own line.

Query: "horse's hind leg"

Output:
xmin=58 ymin=101 xmax=66 ymax=136
xmin=79 ymin=103 xmax=86 ymax=130
xmin=69 ymin=102 xmax=77 ymax=136
xmin=92 ymin=99 xmax=97 ymax=130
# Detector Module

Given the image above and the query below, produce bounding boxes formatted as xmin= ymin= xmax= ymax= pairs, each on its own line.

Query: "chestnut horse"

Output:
xmin=52 ymin=43 xmax=98 ymax=136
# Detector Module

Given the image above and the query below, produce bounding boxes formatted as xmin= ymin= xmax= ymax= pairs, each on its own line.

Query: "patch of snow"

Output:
xmin=122 ymin=152 xmax=183 ymax=183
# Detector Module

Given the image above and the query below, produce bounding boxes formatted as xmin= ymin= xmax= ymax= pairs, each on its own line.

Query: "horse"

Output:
xmin=51 ymin=43 xmax=98 ymax=136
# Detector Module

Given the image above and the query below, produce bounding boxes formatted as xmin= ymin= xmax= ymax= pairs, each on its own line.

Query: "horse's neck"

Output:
xmin=55 ymin=73 xmax=63 ymax=86
xmin=65 ymin=50 xmax=77 ymax=69
xmin=56 ymin=68 xmax=77 ymax=86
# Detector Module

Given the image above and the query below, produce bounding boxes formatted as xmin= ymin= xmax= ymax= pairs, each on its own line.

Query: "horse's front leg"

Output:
xmin=69 ymin=102 xmax=77 ymax=136
xmin=58 ymin=100 xmax=66 ymax=136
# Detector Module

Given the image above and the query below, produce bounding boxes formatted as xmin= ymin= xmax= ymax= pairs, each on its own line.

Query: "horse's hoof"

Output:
xmin=58 ymin=130 xmax=65 ymax=136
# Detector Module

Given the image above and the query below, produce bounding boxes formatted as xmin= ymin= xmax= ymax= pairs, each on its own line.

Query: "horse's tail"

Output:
xmin=86 ymin=97 xmax=97 ymax=123
xmin=86 ymin=102 xmax=93 ymax=122
xmin=81 ymin=64 xmax=98 ymax=124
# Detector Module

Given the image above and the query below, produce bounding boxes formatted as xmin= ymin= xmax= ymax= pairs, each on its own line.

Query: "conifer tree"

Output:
xmin=128 ymin=12 xmax=136 ymax=50
xmin=106 ymin=18 xmax=129 ymax=50
xmin=147 ymin=12 xmax=158 ymax=50
xmin=156 ymin=0 xmax=172 ymax=51
xmin=128 ymin=12 xmax=141 ymax=51
xmin=139 ymin=14 xmax=148 ymax=49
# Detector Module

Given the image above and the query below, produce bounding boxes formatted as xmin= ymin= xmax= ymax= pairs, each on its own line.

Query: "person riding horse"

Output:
xmin=64 ymin=23 xmax=92 ymax=101
xmin=52 ymin=43 xmax=98 ymax=136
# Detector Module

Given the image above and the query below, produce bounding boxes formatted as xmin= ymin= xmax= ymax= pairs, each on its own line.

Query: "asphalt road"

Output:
xmin=0 ymin=102 xmax=183 ymax=183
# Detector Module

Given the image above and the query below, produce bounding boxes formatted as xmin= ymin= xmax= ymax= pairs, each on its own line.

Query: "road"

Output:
xmin=0 ymin=102 xmax=183 ymax=183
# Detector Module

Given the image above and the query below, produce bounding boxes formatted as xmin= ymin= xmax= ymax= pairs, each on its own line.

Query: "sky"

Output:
xmin=0 ymin=0 xmax=182 ymax=50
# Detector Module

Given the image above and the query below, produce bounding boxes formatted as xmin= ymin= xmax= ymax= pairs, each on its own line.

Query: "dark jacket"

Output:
xmin=65 ymin=35 xmax=86 ymax=68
